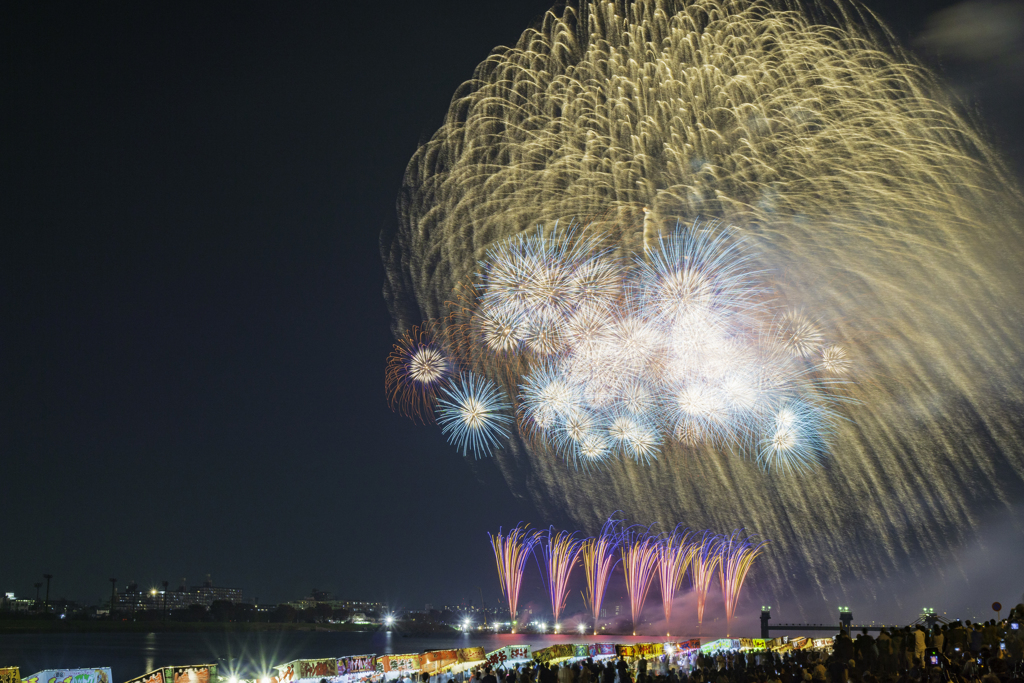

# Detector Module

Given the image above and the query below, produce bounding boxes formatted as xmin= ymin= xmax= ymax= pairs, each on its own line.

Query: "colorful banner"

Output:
xmin=615 ymin=646 xmax=634 ymax=657
xmin=124 ymin=672 xmax=163 ymax=683
xmin=457 ymin=649 xmax=486 ymax=664
xmin=700 ymin=639 xmax=740 ymax=653
xmin=533 ymin=645 xmax=574 ymax=663
xmin=376 ymin=655 xmax=420 ymax=674
xmin=634 ymin=644 xmax=663 ymax=657
xmin=126 ymin=666 xmax=214 ymax=683
xmin=421 ymin=651 xmax=458 ymax=673
xmin=278 ymin=660 xmax=337 ymax=682
xmin=485 ymin=646 xmax=532 ymax=668
xmin=1 ymin=669 xmax=20 ymax=683
xmin=812 ymin=638 xmax=833 ymax=650
xmin=337 ymin=657 xmax=376 ymax=676
xmin=596 ymin=644 xmax=616 ymax=656
xmin=506 ymin=646 xmax=531 ymax=663
xmin=23 ymin=670 xmax=112 ymax=683
xmin=297 ymin=661 xmax=337 ymax=680
xmin=573 ymin=645 xmax=589 ymax=658
xmin=170 ymin=668 xmax=214 ymax=683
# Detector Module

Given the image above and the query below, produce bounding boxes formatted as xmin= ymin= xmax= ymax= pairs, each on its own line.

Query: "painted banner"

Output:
xmin=634 ymin=644 xmax=663 ymax=657
xmin=533 ymin=645 xmax=573 ymax=663
xmin=457 ymin=649 xmax=486 ymax=664
xmin=124 ymin=672 xmax=163 ymax=683
xmin=278 ymin=660 xmax=337 ymax=682
xmin=615 ymin=646 xmax=634 ymax=657
xmin=126 ymin=666 xmax=214 ymax=683
xmin=421 ymin=651 xmax=457 ymax=673
xmin=701 ymin=639 xmax=741 ymax=653
xmin=596 ymin=644 xmax=616 ymax=656
xmin=23 ymin=669 xmax=112 ymax=683
xmin=297 ymin=661 xmax=337 ymax=680
xmin=170 ymin=668 xmax=214 ymax=683
xmin=506 ymin=646 xmax=531 ymax=663
xmin=665 ymin=640 xmax=701 ymax=653
xmin=338 ymin=657 xmax=376 ymax=676
xmin=1 ymin=668 xmax=20 ymax=683
xmin=484 ymin=646 xmax=531 ymax=668
xmin=573 ymin=645 xmax=589 ymax=658
xmin=812 ymin=638 xmax=834 ymax=649
xmin=376 ymin=655 xmax=420 ymax=674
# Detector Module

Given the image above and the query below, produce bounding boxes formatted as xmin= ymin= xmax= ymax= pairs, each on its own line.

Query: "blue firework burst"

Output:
xmin=436 ymin=372 xmax=513 ymax=458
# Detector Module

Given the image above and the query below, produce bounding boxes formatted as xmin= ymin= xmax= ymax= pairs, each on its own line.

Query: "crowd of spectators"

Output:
xmin=452 ymin=604 xmax=1024 ymax=683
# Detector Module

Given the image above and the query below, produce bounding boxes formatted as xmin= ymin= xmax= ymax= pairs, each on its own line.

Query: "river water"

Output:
xmin=0 ymin=632 xmax=669 ymax=683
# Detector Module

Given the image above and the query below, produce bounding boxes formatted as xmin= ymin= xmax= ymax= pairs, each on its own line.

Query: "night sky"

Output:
xmin=3 ymin=1 xmax=1022 ymax=612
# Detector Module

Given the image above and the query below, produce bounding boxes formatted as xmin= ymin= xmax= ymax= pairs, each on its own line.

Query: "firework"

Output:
xmin=718 ymin=531 xmax=769 ymax=630
xmin=691 ymin=531 xmax=722 ymax=628
xmin=757 ymin=400 xmax=837 ymax=473
xmin=656 ymin=526 xmax=697 ymax=635
xmin=384 ymin=323 xmax=453 ymax=423
xmin=387 ymin=0 xmax=1024 ymax=608
xmin=435 ymin=372 xmax=512 ymax=458
xmin=393 ymin=215 xmax=849 ymax=470
xmin=819 ymin=344 xmax=851 ymax=375
xmin=581 ymin=517 xmax=621 ymax=635
xmin=620 ymin=527 xmax=660 ymax=636
xmin=489 ymin=525 xmax=539 ymax=634
xmin=536 ymin=527 xmax=584 ymax=626
xmin=518 ymin=363 xmax=582 ymax=436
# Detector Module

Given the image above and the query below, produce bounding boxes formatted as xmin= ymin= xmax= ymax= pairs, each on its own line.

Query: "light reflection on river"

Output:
xmin=0 ymin=632 xmax=681 ymax=682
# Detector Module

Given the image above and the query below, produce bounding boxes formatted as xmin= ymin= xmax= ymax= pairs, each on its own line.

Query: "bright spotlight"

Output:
xmin=577 ymin=623 xmax=587 ymax=633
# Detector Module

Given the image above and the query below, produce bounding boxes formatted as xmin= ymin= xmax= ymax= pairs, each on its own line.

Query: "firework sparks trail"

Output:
xmin=719 ymin=531 xmax=769 ymax=630
xmin=581 ymin=517 xmax=622 ymax=635
xmin=657 ymin=526 xmax=697 ymax=634
xmin=386 ymin=0 xmax=1024 ymax=606
xmin=536 ymin=527 xmax=585 ymax=626
xmin=691 ymin=531 xmax=723 ymax=628
xmin=621 ymin=526 xmax=661 ymax=636
xmin=489 ymin=525 xmax=539 ymax=634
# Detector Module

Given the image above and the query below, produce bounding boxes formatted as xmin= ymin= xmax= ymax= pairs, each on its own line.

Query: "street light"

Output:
xmin=43 ymin=574 xmax=53 ymax=610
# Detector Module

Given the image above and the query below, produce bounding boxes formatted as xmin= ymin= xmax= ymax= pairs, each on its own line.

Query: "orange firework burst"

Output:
xmin=384 ymin=322 xmax=456 ymax=423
